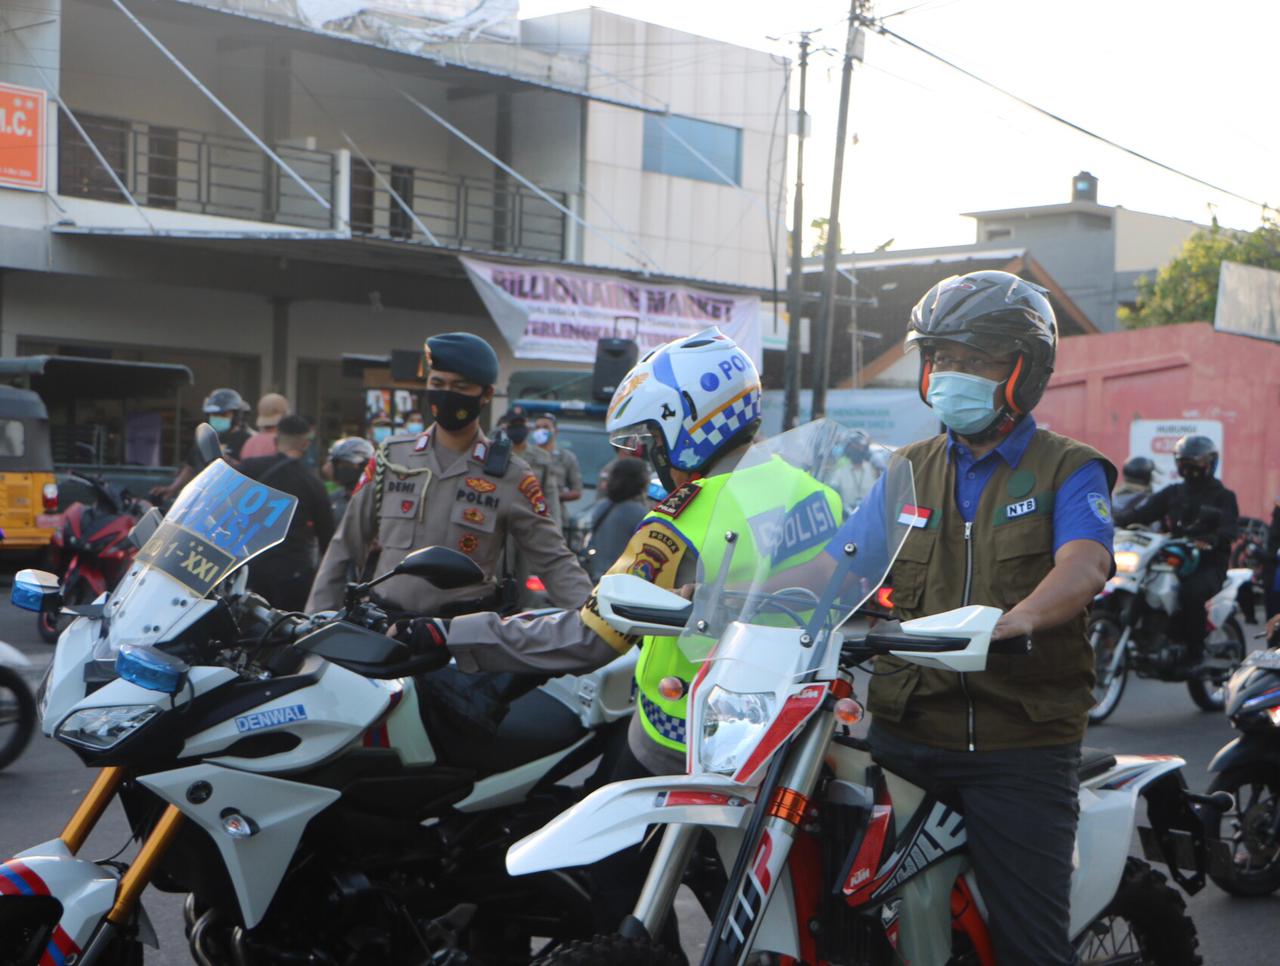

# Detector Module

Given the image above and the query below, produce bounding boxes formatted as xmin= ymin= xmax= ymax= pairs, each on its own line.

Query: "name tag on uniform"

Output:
xmin=1006 ymin=497 xmax=1037 ymax=519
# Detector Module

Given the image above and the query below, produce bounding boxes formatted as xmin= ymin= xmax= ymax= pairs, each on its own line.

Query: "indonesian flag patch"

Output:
xmin=898 ymin=504 xmax=933 ymax=528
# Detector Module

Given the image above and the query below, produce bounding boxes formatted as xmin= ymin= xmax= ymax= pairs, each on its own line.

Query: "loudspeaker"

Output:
xmin=592 ymin=338 xmax=639 ymax=401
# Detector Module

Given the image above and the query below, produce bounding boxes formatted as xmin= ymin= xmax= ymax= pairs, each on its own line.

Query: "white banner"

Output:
xmin=1128 ymin=418 xmax=1224 ymax=486
xmin=1214 ymin=260 xmax=1280 ymax=343
xmin=762 ymin=388 xmax=939 ymax=448
xmin=461 ymin=256 xmax=762 ymax=365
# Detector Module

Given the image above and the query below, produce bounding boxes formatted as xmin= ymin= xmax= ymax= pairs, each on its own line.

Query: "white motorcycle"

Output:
xmin=1089 ymin=527 xmax=1251 ymax=722
xmin=0 ymin=443 xmax=635 ymax=966
xmin=505 ymin=422 xmax=1228 ymax=966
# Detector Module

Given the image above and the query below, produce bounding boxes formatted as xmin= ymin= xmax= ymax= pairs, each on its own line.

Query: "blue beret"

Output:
xmin=425 ymin=332 xmax=499 ymax=386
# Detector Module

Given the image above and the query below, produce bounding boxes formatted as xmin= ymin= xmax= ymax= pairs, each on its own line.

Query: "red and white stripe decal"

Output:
xmin=732 ymin=684 xmax=828 ymax=785
xmin=659 ymin=790 xmax=747 ymax=808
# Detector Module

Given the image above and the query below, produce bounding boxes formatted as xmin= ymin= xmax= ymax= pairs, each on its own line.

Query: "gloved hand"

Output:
xmin=392 ymin=616 xmax=452 ymax=672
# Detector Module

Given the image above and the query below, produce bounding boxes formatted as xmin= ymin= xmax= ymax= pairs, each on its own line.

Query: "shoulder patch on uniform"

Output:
xmin=415 ymin=434 xmax=430 ymax=452
xmin=1087 ymin=491 xmax=1112 ymax=524
xmin=656 ymin=481 xmax=700 ymax=519
xmin=352 ymin=456 xmax=376 ymax=494
xmin=518 ymin=474 xmax=549 ymax=516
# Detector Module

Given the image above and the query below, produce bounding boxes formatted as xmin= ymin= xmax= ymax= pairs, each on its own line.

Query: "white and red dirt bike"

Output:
xmin=507 ymin=421 xmax=1232 ymax=966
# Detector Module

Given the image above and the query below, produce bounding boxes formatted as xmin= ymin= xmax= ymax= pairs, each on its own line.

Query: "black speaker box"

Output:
xmin=592 ymin=338 xmax=639 ymax=401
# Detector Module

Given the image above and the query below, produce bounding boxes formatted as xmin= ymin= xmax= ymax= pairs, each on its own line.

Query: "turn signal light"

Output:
xmin=834 ymin=697 xmax=864 ymax=725
xmin=875 ymin=586 xmax=894 ymax=610
xmin=42 ymin=483 xmax=58 ymax=512
xmin=657 ymin=676 xmax=687 ymax=700
xmin=525 ymin=576 xmax=546 ymax=592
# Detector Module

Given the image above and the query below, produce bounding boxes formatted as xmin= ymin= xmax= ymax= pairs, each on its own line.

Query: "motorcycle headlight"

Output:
xmin=1114 ymin=551 xmax=1140 ymax=574
xmin=698 ymin=686 xmax=775 ymax=776
xmin=56 ymin=705 xmax=160 ymax=750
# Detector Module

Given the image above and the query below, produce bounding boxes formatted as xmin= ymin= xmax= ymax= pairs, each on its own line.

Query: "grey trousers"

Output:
xmin=869 ymin=725 xmax=1082 ymax=966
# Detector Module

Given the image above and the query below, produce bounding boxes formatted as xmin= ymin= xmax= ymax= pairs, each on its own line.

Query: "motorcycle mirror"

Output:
xmin=193 ymin=423 xmax=224 ymax=468
xmin=128 ymin=508 xmax=164 ymax=550
xmin=389 ymin=547 xmax=485 ymax=589
xmin=12 ymin=569 xmax=62 ymax=614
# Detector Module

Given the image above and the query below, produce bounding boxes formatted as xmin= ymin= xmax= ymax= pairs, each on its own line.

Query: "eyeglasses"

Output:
xmin=930 ymin=350 xmax=1018 ymax=377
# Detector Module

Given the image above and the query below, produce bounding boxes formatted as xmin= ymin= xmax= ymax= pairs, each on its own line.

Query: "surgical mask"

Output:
xmin=372 ymin=425 xmax=392 ymax=444
xmin=209 ymin=415 xmax=232 ymax=434
xmin=405 ymin=421 xmax=425 ymax=434
xmin=926 ymin=371 xmax=1000 ymax=436
xmin=505 ymin=423 xmax=530 ymax=445
xmin=531 ymin=428 xmax=553 ymax=446
xmin=426 ymin=388 xmax=486 ymax=432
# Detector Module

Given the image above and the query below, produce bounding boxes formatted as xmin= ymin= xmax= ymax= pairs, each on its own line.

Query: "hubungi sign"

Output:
xmin=460 ymin=256 xmax=762 ymax=365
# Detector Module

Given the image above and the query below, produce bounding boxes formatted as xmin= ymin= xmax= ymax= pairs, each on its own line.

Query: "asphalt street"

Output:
xmin=0 ymin=591 xmax=1275 ymax=964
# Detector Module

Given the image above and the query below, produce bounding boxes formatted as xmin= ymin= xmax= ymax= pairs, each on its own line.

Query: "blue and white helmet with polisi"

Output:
xmin=606 ymin=327 xmax=762 ymax=488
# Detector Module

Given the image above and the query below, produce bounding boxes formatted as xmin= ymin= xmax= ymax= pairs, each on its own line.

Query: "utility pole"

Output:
xmin=811 ymin=0 xmax=866 ymax=420
xmin=782 ymin=34 xmax=811 ymax=431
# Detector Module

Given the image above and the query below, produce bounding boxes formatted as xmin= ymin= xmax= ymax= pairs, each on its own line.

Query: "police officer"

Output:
xmin=306 ymin=332 xmax=592 ymax=616
xmin=393 ymin=328 xmax=843 ymax=943
xmin=533 ymin=412 xmax=584 ymax=525
xmin=826 ymin=271 xmax=1116 ymax=965
xmin=1112 ymin=455 xmax=1156 ymax=516
xmin=1115 ymin=435 xmax=1239 ymax=661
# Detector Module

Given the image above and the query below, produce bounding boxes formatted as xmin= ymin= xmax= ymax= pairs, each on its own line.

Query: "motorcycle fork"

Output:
xmin=60 ymin=767 xmax=125 ymax=854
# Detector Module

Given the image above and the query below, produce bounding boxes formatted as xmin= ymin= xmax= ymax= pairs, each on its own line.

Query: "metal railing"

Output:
xmin=58 ymin=110 xmax=335 ymax=230
xmin=349 ymin=159 xmax=568 ymax=259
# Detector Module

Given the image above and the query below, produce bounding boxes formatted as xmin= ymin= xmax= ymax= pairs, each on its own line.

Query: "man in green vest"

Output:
xmin=395 ymin=326 xmax=843 ymax=941
xmin=829 ymin=270 xmax=1116 ymax=964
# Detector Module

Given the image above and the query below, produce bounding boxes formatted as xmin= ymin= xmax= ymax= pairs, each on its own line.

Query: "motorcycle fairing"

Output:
xmin=139 ymin=764 xmax=341 ymax=928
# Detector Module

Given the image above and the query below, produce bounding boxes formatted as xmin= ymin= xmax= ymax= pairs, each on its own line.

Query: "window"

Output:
xmin=58 ymin=110 xmax=128 ymax=202
xmin=0 ymin=420 xmax=24 ymax=458
xmin=985 ymin=227 xmax=1012 ymax=241
xmin=643 ymin=114 xmax=742 ymax=186
xmin=388 ymin=164 xmax=415 ymax=239
xmin=349 ymin=160 xmax=375 ymax=234
xmin=147 ymin=126 xmax=179 ymax=209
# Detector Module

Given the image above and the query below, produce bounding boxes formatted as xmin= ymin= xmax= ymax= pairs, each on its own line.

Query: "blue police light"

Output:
xmin=12 ymin=569 xmax=61 ymax=613
xmin=116 ymin=643 xmax=189 ymax=695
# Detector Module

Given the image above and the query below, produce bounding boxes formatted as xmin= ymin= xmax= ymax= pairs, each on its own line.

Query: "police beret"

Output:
xmin=425 ymin=332 xmax=499 ymax=386
xmin=500 ymin=405 xmax=528 ymax=425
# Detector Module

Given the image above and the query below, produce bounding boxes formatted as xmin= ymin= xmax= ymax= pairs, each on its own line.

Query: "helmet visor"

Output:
xmin=609 ymin=421 xmax=654 ymax=457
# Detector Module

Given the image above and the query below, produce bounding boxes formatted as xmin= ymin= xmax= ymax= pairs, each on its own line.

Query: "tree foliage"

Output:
xmin=810 ymin=216 xmax=836 ymax=257
xmin=1122 ymin=216 xmax=1280 ymax=328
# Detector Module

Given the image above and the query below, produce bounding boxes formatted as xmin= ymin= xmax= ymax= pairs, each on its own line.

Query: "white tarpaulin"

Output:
xmin=1129 ymin=418 xmax=1224 ymax=485
xmin=199 ymin=0 xmax=520 ymax=42
xmin=1214 ymin=260 xmax=1280 ymax=343
xmin=761 ymin=388 xmax=938 ymax=448
xmin=460 ymin=256 xmax=763 ymax=365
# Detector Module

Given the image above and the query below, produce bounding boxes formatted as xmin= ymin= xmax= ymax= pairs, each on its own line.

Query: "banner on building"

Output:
xmin=762 ymin=388 xmax=938 ymax=448
xmin=461 ymin=256 xmax=762 ymax=365
xmin=0 ymin=82 xmax=46 ymax=192
xmin=1214 ymin=261 xmax=1280 ymax=343
xmin=1129 ymin=418 xmax=1224 ymax=485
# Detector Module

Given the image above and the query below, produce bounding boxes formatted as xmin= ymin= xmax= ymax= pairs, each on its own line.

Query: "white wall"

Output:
xmin=1114 ymin=208 xmax=1200 ymax=274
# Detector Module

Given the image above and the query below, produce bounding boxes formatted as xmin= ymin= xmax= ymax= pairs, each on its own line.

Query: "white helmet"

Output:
xmin=606 ymin=327 xmax=762 ymax=488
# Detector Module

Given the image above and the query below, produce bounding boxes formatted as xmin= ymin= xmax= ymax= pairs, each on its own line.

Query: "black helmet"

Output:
xmin=1174 ymin=435 xmax=1218 ymax=479
xmin=203 ymin=387 xmax=249 ymax=414
xmin=906 ymin=270 xmax=1057 ymax=423
xmin=1122 ymin=456 xmax=1155 ymax=486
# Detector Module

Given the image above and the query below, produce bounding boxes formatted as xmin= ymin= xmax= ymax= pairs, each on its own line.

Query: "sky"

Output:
xmin=517 ymin=0 xmax=1277 ymax=255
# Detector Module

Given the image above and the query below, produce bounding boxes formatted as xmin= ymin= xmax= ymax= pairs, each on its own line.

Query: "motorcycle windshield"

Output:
xmin=677 ymin=419 xmax=915 ymax=664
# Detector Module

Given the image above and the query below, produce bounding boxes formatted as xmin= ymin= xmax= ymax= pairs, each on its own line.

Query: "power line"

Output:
xmin=874 ymin=22 xmax=1271 ymax=211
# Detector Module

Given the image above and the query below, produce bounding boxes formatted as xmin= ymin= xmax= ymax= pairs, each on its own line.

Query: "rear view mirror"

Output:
xmin=193 ymin=423 xmax=223 ymax=468
xmin=392 ymin=547 xmax=485 ymax=589
xmin=12 ymin=569 xmax=61 ymax=614
xmin=128 ymin=508 xmax=163 ymax=550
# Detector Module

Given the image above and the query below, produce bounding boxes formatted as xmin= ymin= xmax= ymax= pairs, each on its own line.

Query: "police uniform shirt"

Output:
xmin=542 ymin=446 xmax=583 ymax=523
xmin=306 ymin=427 xmax=592 ymax=614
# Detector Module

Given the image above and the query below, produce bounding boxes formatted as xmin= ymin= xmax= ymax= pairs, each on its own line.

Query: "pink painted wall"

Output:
xmin=1036 ymin=322 xmax=1280 ymax=519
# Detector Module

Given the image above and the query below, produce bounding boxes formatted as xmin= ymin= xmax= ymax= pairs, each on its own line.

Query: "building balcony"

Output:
xmin=57 ymin=110 xmax=570 ymax=260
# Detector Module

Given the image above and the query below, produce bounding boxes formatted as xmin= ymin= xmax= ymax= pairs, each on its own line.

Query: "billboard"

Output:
xmin=1214 ymin=260 xmax=1280 ymax=344
xmin=0 ymin=83 xmax=46 ymax=192
xmin=1128 ymin=418 xmax=1223 ymax=486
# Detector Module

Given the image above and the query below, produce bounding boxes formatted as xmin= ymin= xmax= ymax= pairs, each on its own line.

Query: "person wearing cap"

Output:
xmin=368 ymin=413 xmax=394 ymax=446
xmin=239 ymin=392 xmax=291 ymax=460
xmin=533 ymin=412 xmax=583 ymax=525
xmin=496 ymin=405 xmax=558 ymax=507
xmin=306 ymin=332 xmax=592 ymax=616
xmin=150 ymin=387 xmax=252 ymax=503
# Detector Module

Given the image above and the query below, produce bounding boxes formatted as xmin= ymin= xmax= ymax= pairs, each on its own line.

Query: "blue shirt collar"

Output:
xmin=947 ymin=415 xmax=1037 ymax=468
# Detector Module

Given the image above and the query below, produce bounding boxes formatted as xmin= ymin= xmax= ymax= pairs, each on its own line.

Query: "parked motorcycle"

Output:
xmin=506 ymin=422 xmax=1227 ymax=965
xmin=2 ymin=451 xmax=634 ymax=966
xmin=0 ymin=638 xmax=35 ymax=772
xmin=37 ymin=473 xmax=148 ymax=643
xmin=1089 ymin=526 xmax=1250 ymax=722
xmin=1205 ymin=624 xmax=1280 ymax=896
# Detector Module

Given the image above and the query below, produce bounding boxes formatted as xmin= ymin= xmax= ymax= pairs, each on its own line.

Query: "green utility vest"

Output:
xmin=635 ymin=458 xmax=841 ymax=753
xmin=868 ymin=429 xmax=1116 ymax=752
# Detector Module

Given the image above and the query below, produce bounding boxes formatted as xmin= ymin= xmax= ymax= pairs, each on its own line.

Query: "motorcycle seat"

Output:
xmin=1078 ymin=747 xmax=1117 ymax=782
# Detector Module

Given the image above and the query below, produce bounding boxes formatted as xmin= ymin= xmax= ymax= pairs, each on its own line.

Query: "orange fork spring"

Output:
xmin=60 ymin=767 xmax=125 ymax=855
xmin=106 ymin=804 xmax=184 ymax=925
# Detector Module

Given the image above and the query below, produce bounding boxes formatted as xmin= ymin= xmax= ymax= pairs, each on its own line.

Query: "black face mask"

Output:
xmin=505 ymin=423 xmax=530 ymax=444
xmin=334 ymin=463 xmax=364 ymax=490
xmin=1178 ymin=462 xmax=1210 ymax=486
xmin=427 ymin=389 xmax=486 ymax=432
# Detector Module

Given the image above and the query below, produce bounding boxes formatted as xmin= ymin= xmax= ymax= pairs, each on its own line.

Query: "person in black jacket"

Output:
xmin=1115 ymin=435 xmax=1239 ymax=661
xmin=239 ymin=415 xmax=336 ymax=611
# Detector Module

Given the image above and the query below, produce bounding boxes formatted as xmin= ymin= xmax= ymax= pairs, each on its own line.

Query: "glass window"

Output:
xmin=643 ymin=115 xmax=742 ymax=186
xmin=0 ymin=420 xmax=24 ymax=458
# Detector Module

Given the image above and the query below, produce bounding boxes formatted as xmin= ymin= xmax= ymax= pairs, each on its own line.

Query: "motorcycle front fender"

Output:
xmin=0 ymin=640 xmax=31 ymax=669
xmin=505 ymin=774 xmax=754 ymax=876
xmin=1208 ymin=734 xmax=1280 ymax=775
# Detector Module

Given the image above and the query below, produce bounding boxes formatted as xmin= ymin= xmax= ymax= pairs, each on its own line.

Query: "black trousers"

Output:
xmin=869 ymin=725 xmax=1082 ymax=966
xmin=1176 ymin=560 xmax=1227 ymax=654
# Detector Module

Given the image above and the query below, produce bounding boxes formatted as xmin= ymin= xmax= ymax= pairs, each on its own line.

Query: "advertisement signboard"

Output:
xmin=762 ymin=388 xmax=938 ymax=448
xmin=0 ymin=82 xmax=46 ymax=192
xmin=1129 ymin=418 xmax=1223 ymax=486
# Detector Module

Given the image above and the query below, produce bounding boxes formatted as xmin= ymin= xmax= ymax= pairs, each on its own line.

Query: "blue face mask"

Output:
xmin=531 ymin=428 xmax=553 ymax=446
xmin=372 ymin=426 xmax=391 ymax=443
xmin=405 ymin=422 xmax=425 ymax=434
xmin=208 ymin=415 xmax=232 ymax=434
xmin=926 ymin=371 xmax=1001 ymax=436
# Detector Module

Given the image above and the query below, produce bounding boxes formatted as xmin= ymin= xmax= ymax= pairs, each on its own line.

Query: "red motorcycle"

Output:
xmin=37 ymin=474 xmax=148 ymax=642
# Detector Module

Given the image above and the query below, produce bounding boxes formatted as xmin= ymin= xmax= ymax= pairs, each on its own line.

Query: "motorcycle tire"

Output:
xmin=1187 ymin=617 xmax=1245 ymax=712
xmin=1075 ymin=858 xmax=1201 ymax=965
xmin=1087 ymin=615 xmax=1128 ymax=724
xmin=530 ymin=935 xmax=683 ymax=966
xmin=1207 ymin=764 xmax=1280 ymax=897
xmin=0 ymin=666 xmax=36 ymax=772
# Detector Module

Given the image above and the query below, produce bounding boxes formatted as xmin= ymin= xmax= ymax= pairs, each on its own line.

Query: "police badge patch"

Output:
xmin=656 ymin=482 xmax=700 ymax=519
xmin=1087 ymin=491 xmax=1112 ymax=524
